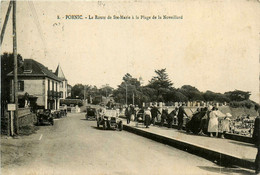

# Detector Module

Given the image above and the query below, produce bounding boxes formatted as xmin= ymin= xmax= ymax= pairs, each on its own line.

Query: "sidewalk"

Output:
xmin=121 ymin=119 xmax=257 ymax=170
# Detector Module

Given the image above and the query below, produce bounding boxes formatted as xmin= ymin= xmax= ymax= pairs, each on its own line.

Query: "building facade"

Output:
xmin=55 ymin=64 xmax=68 ymax=99
xmin=8 ymin=59 xmax=62 ymax=110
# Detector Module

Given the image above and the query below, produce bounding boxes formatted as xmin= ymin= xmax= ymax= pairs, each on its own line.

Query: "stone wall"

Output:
xmin=1 ymin=110 xmax=9 ymax=135
xmin=1 ymin=108 xmax=37 ymax=135
xmin=18 ymin=113 xmax=37 ymax=128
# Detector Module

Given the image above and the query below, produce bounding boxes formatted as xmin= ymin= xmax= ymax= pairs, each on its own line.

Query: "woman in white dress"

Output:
xmin=208 ymin=107 xmax=219 ymax=137
xmin=219 ymin=113 xmax=232 ymax=138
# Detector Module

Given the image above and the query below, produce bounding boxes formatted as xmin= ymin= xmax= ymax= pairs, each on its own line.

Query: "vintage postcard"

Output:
xmin=1 ymin=0 xmax=260 ymax=174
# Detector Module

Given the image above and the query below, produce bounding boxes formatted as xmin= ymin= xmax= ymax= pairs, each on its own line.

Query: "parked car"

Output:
xmin=85 ymin=107 xmax=98 ymax=120
xmin=37 ymin=109 xmax=54 ymax=125
xmin=51 ymin=110 xmax=61 ymax=119
xmin=97 ymin=109 xmax=123 ymax=131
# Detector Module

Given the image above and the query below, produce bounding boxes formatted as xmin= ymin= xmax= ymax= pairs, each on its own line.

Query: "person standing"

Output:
xmin=129 ymin=104 xmax=135 ymax=121
xmin=208 ymin=107 xmax=220 ymax=137
xmin=143 ymin=107 xmax=152 ymax=128
xmin=219 ymin=113 xmax=232 ymax=139
xmin=125 ymin=106 xmax=131 ymax=124
xmin=168 ymin=108 xmax=177 ymax=128
xmin=160 ymin=108 xmax=168 ymax=127
xmin=253 ymin=115 xmax=260 ymax=174
xmin=177 ymin=104 xmax=188 ymax=130
xmin=151 ymin=104 xmax=161 ymax=126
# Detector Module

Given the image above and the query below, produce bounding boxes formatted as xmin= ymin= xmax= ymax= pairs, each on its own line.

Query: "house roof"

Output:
xmin=55 ymin=64 xmax=67 ymax=80
xmin=8 ymin=59 xmax=62 ymax=82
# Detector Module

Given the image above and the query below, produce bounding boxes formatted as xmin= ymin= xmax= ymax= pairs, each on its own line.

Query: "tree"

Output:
xmin=1 ymin=52 xmax=23 ymax=106
xmin=172 ymin=89 xmax=189 ymax=102
xmin=224 ymin=90 xmax=251 ymax=101
xmin=100 ymin=84 xmax=114 ymax=97
xmin=148 ymin=68 xmax=173 ymax=102
xmin=179 ymin=85 xmax=204 ymax=101
xmin=203 ymin=91 xmax=229 ymax=103
xmin=113 ymin=73 xmax=143 ymax=106
xmin=71 ymin=84 xmax=85 ymax=99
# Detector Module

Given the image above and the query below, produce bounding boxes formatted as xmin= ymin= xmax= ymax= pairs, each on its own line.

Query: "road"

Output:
xmin=1 ymin=113 xmax=254 ymax=175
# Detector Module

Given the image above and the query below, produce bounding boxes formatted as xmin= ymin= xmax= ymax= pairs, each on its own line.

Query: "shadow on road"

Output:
xmin=228 ymin=141 xmax=255 ymax=148
xmin=80 ymin=119 xmax=96 ymax=121
xmin=90 ymin=126 xmax=120 ymax=131
xmin=198 ymin=166 xmax=254 ymax=175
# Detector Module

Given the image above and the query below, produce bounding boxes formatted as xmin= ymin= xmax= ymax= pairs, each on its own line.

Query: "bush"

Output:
xmin=60 ymin=99 xmax=83 ymax=107
xmin=229 ymin=100 xmax=254 ymax=109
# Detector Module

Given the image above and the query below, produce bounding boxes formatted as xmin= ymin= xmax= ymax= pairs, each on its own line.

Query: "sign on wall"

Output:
xmin=7 ymin=104 xmax=16 ymax=111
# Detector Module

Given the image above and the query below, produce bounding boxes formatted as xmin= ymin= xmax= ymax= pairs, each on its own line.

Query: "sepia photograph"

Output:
xmin=1 ymin=0 xmax=260 ymax=174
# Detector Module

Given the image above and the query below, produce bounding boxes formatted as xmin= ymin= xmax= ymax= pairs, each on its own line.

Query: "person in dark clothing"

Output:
xmin=197 ymin=107 xmax=209 ymax=135
xmin=129 ymin=104 xmax=135 ymax=121
xmin=253 ymin=115 xmax=260 ymax=174
xmin=151 ymin=105 xmax=161 ymax=126
xmin=186 ymin=108 xmax=207 ymax=134
xmin=167 ymin=108 xmax=177 ymax=128
xmin=177 ymin=105 xmax=188 ymax=130
xmin=125 ymin=106 xmax=131 ymax=124
xmin=160 ymin=108 xmax=168 ymax=127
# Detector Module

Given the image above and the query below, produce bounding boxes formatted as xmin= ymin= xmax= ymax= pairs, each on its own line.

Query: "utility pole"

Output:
xmin=0 ymin=1 xmax=13 ymax=46
xmin=132 ymin=93 xmax=134 ymax=106
xmin=13 ymin=0 xmax=19 ymax=135
xmin=84 ymin=85 xmax=86 ymax=100
xmin=125 ymin=83 xmax=127 ymax=106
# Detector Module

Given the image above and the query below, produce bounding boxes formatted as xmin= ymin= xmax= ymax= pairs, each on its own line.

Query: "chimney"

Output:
xmin=24 ymin=60 xmax=32 ymax=73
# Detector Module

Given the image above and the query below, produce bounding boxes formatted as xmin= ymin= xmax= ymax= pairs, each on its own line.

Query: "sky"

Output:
xmin=1 ymin=0 xmax=259 ymax=102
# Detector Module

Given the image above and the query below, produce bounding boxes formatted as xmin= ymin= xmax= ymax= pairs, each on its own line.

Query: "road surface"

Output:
xmin=1 ymin=113 xmax=254 ymax=175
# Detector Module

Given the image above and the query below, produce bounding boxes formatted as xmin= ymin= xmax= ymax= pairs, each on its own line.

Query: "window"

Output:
xmin=48 ymin=79 xmax=50 ymax=91
xmin=18 ymin=81 xmax=24 ymax=91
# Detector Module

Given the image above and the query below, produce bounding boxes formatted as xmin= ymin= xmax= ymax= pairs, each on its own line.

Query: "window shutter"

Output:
xmin=21 ymin=81 xmax=24 ymax=91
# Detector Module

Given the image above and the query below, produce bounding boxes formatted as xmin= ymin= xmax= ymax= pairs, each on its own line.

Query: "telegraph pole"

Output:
xmin=0 ymin=1 xmax=13 ymax=46
xmin=132 ymin=93 xmax=134 ymax=106
xmin=125 ymin=83 xmax=127 ymax=106
xmin=13 ymin=0 xmax=19 ymax=135
xmin=84 ymin=85 xmax=86 ymax=100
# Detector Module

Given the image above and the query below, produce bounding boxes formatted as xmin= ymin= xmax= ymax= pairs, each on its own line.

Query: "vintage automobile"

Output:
xmin=85 ymin=107 xmax=98 ymax=120
xmin=37 ymin=109 xmax=54 ymax=125
xmin=51 ymin=110 xmax=61 ymax=119
xmin=97 ymin=109 xmax=123 ymax=131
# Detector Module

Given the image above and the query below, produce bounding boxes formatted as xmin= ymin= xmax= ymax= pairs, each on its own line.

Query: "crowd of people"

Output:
xmin=123 ymin=103 xmax=234 ymax=138
xmin=122 ymin=103 xmax=260 ymax=174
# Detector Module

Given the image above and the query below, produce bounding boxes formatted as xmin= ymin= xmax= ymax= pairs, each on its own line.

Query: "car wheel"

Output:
xmin=107 ymin=122 xmax=110 ymax=129
xmin=37 ymin=118 xmax=40 ymax=126
xmin=118 ymin=121 xmax=123 ymax=131
xmin=103 ymin=121 xmax=107 ymax=130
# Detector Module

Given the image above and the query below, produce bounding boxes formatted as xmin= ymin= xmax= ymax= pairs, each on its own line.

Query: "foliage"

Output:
xmin=224 ymin=90 xmax=251 ymax=101
xmin=1 ymin=52 xmax=23 ymax=105
xmin=71 ymin=84 xmax=85 ymax=99
xmin=113 ymin=73 xmax=143 ymax=106
xmin=179 ymin=85 xmax=204 ymax=101
xmin=60 ymin=99 xmax=83 ymax=107
xmin=229 ymin=100 xmax=254 ymax=109
xmin=112 ymin=70 xmax=257 ymax=107
xmin=203 ymin=91 xmax=230 ymax=103
xmin=147 ymin=68 xmax=173 ymax=101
